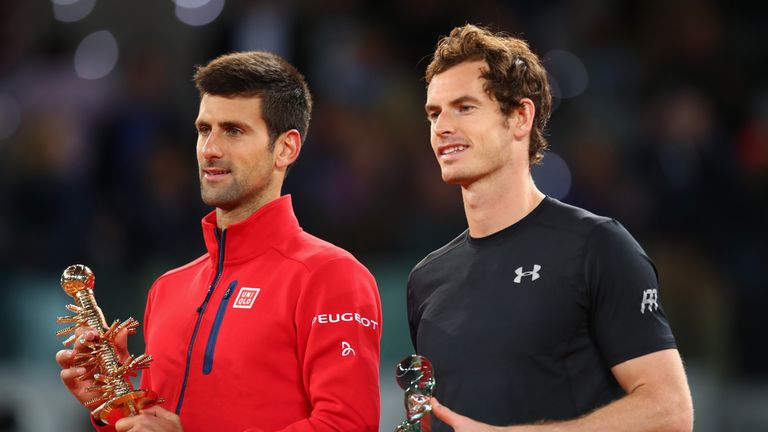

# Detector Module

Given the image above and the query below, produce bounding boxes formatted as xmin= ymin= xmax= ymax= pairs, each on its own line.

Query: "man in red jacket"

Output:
xmin=55 ymin=51 xmax=382 ymax=432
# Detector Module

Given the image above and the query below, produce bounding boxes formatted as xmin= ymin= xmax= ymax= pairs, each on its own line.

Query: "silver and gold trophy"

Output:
xmin=395 ymin=354 xmax=435 ymax=432
xmin=56 ymin=264 xmax=161 ymax=424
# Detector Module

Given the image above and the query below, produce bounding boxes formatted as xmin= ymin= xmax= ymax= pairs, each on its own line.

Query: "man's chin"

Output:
xmin=201 ymin=193 xmax=237 ymax=210
xmin=441 ymin=171 xmax=479 ymax=188
xmin=441 ymin=171 xmax=464 ymax=185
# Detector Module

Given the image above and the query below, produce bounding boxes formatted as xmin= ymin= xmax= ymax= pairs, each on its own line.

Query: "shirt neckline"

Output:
xmin=466 ymin=196 xmax=551 ymax=247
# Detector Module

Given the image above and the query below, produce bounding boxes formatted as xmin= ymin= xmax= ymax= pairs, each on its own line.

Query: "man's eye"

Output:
xmin=197 ymin=127 xmax=210 ymax=135
xmin=227 ymin=128 xmax=243 ymax=136
xmin=427 ymin=112 xmax=439 ymax=122
xmin=458 ymin=105 xmax=474 ymax=113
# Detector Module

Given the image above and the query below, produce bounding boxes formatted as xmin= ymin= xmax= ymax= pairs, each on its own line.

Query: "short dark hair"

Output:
xmin=193 ymin=51 xmax=313 ymax=150
xmin=426 ymin=24 xmax=552 ymax=165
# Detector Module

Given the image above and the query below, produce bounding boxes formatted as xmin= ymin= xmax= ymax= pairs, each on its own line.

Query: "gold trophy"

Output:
xmin=56 ymin=264 xmax=161 ymax=424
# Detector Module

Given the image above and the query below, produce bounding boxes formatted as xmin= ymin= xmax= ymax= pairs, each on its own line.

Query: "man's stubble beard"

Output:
xmin=200 ymin=176 xmax=245 ymax=210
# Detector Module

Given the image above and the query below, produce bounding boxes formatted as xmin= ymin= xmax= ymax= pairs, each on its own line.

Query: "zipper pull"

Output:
xmin=223 ymin=280 xmax=238 ymax=299
xmin=197 ymin=285 xmax=217 ymax=313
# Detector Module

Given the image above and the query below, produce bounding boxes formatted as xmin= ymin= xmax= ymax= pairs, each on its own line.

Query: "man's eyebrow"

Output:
xmin=450 ymin=95 xmax=482 ymax=106
xmin=425 ymin=95 xmax=483 ymax=113
xmin=194 ymin=120 xmax=250 ymax=130
xmin=219 ymin=120 xmax=249 ymax=130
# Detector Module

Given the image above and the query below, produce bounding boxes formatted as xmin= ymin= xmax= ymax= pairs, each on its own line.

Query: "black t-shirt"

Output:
xmin=407 ymin=197 xmax=676 ymax=430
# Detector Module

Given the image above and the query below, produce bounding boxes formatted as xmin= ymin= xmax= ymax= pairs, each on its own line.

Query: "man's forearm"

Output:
xmin=505 ymin=386 xmax=692 ymax=432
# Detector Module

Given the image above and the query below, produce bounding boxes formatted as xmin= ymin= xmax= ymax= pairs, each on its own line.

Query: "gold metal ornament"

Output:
xmin=56 ymin=264 xmax=161 ymax=424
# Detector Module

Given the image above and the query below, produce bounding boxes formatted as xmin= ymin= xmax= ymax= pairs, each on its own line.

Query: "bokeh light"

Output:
xmin=73 ymin=30 xmax=119 ymax=80
xmin=545 ymin=50 xmax=588 ymax=99
xmin=0 ymin=93 xmax=21 ymax=140
xmin=531 ymin=151 xmax=572 ymax=200
xmin=175 ymin=0 xmax=225 ymax=27
xmin=174 ymin=0 xmax=211 ymax=7
xmin=52 ymin=0 xmax=96 ymax=23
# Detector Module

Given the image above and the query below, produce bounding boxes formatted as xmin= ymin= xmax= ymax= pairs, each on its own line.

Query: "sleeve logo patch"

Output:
xmin=233 ymin=287 xmax=260 ymax=309
xmin=341 ymin=341 xmax=356 ymax=357
xmin=311 ymin=312 xmax=379 ymax=330
xmin=640 ymin=288 xmax=659 ymax=314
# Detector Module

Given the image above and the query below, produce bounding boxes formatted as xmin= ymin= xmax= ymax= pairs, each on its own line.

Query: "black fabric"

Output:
xmin=407 ymin=197 xmax=676 ymax=430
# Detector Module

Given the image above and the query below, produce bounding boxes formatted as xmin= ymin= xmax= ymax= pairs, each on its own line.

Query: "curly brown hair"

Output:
xmin=426 ymin=24 xmax=552 ymax=165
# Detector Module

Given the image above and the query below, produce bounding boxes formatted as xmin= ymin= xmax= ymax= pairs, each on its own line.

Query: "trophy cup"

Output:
xmin=56 ymin=264 xmax=161 ymax=425
xmin=394 ymin=354 xmax=435 ymax=432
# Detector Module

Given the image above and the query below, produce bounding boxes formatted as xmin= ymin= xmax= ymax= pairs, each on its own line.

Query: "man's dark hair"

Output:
xmin=426 ymin=24 xmax=552 ymax=165
xmin=193 ymin=51 xmax=313 ymax=150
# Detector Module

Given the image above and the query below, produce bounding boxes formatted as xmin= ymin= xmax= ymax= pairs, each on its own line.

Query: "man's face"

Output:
xmin=425 ymin=60 xmax=518 ymax=186
xmin=195 ymin=94 xmax=277 ymax=211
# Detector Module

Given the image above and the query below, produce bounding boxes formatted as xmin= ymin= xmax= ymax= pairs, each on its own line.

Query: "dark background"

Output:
xmin=0 ymin=0 xmax=766 ymax=430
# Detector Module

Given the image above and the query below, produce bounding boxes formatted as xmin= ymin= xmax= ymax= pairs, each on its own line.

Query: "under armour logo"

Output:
xmin=514 ymin=265 xmax=541 ymax=283
xmin=640 ymin=289 xmax=659 ymax=314
xmin=341 ymin=341 xmax=356 ymax=357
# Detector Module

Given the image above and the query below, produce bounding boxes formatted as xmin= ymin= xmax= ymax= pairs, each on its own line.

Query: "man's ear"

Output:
xmin=274 ymin=129 xmax=302 ymax=170
xmin=511 ymin=98 xmax=535 ymax=140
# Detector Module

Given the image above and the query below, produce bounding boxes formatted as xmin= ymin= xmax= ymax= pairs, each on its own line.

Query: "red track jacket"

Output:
xmin=96 ymin=195 xmax=382 ymax=431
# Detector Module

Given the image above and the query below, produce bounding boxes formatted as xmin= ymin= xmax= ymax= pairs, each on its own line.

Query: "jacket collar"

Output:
xmin=201 ymin=195 xmax=302 ymax=266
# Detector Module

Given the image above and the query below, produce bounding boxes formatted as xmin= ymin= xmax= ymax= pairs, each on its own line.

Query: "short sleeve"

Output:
xmin=585 ymin=220 xmax=677 ymax=367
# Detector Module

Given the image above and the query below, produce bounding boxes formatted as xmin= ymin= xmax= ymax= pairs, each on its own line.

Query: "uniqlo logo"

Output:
xmin=233 ymin=287 xmax=260 ymax=309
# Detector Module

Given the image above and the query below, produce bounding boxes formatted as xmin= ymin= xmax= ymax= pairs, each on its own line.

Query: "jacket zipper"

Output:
xmin=202 ymin=280 xmax=237 ymax=374
xmin=175 ymin=229 xmax=227 ymax=415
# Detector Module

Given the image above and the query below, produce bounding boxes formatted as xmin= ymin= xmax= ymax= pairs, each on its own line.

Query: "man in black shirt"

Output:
xmin=408 ymin=24 xmax=693 ymax=431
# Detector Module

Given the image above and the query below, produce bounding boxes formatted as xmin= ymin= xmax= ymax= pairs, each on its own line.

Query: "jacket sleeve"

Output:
xmin=138 ymin=281 xmax=155 ymax=397
xmin=261 ymin=256 xmax=382 ymax=432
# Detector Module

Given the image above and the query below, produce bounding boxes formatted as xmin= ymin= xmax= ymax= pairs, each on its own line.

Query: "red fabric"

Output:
xmin=96 ymin=195 xmax=381 ymax=432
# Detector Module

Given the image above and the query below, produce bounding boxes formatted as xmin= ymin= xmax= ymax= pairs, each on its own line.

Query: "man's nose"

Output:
xmin=433 ymin=112 xmax=454 ymax=136
xmin=200 ymin=133 xmax=223 ymax=159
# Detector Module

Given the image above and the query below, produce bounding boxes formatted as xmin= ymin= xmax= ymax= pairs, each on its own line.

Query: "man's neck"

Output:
xmin=215 ymin=191 xmax=280 ymax=230
xmin=461 ymin=170 xmax=545 ymax=238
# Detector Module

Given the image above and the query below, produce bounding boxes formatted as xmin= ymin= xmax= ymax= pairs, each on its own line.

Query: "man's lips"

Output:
xmin=202 ymin=167 xmax=231 ymax=179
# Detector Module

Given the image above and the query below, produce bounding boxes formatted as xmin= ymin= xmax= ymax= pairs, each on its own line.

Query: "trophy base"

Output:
xmin=95 ymin=389 xmax=162 ymax=424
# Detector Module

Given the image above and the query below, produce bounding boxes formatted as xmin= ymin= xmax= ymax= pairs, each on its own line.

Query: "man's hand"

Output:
xmin=55 ymin=326 xmax=130 ymax=407
xmin=431 ymin=397 xmax=504 ymax=432
xmin=115 ymin=406 xmax=183 ymax=432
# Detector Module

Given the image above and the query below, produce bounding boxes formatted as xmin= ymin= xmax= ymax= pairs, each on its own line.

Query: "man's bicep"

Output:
xmin=610 ymin=349 xmax=690 ymax=399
